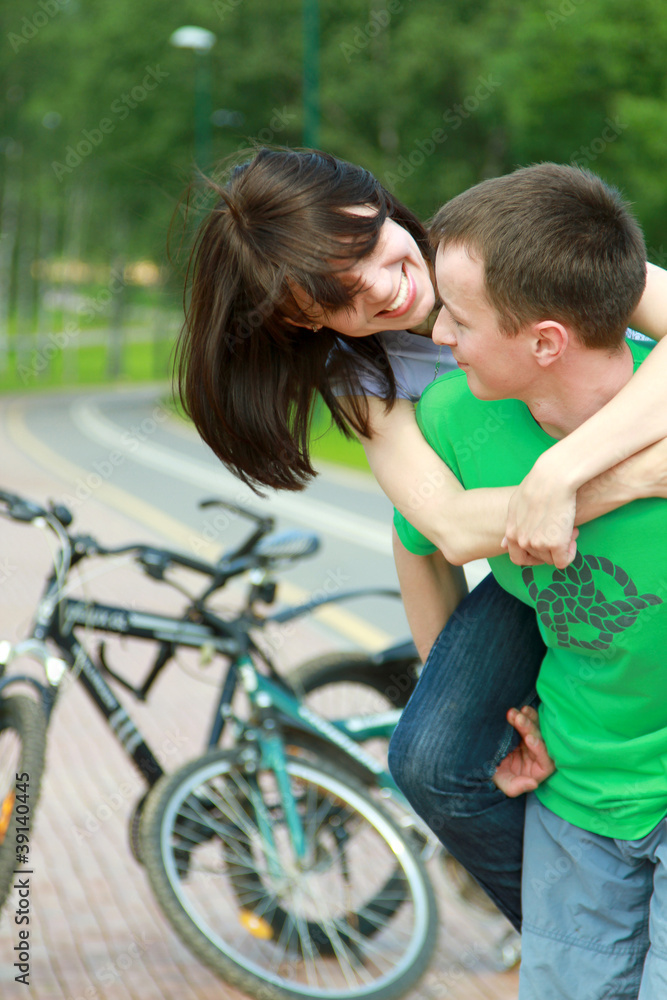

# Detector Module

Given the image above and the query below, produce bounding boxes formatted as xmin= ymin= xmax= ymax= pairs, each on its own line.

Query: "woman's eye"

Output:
xmin=348 ymin=278 xmax=371 ymax=297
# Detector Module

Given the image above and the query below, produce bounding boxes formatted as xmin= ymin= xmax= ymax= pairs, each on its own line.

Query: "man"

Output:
xmin=391 ymin=163 xmax=667 ymax=998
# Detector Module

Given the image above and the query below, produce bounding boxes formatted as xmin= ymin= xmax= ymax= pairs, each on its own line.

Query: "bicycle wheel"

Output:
xmin=140 ymin=748 xmax=438 ymax=1000
xmin=290 ymin=656 xmax=498 ymax=917
xmin=289 ymin=652 xmax=419 ymax=768
xmin=0 ymin=695 xmax=47 ymax=913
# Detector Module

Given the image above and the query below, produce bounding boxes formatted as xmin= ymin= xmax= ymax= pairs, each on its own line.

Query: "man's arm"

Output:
xmin=492 ymin=706 xmax=555 ymax=796
xmin=392 ymin=525 xmax=467 ymax=662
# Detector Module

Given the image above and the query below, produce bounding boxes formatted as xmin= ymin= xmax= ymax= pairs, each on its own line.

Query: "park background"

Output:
xmin=1 ymin=3 xmax=666 ymax=998
xmin=2 ymin=0 xmax=667 ymax=464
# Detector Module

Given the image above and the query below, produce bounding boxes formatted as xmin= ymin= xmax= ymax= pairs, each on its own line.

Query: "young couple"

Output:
xmin=178 ymin=148 xmax=667 ymax=998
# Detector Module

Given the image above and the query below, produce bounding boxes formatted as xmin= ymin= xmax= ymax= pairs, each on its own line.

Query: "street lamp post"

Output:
xmin=169 ymin=26 xmax=217 ymax=173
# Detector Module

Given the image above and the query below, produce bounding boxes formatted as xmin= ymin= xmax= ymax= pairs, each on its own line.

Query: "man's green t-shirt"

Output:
xmin=394 ymin=339 xmax=667 ymax=839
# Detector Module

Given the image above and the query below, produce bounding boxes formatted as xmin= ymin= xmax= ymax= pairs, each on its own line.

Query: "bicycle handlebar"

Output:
xmin=0 ymin=488 xmax=320 ymax=592
xmin=0 ymin=490 xmax=72 ymax=527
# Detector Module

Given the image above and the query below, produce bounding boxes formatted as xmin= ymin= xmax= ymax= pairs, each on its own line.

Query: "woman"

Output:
xmin=176 ymin=147 xmax=667 ymax=929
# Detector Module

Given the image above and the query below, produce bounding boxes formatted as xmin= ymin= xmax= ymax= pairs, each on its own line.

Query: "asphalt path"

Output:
xmin=4 ymin=384 xmax=488 ymax=650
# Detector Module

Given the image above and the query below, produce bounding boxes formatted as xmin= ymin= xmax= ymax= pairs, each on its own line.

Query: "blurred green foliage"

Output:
xmin=1 ymin=0 xmax=667 ymax=378
xmin=3 ymin=0 xmax=667 ymax=249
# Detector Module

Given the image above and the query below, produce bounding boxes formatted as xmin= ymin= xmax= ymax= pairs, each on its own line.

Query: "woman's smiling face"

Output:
xmin=291 ymin=207 xmax=436 ymax=337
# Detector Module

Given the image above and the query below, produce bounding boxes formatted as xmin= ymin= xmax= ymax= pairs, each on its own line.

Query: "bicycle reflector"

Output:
xmin=0 ymin=792 xmax=14 ymax=842
xmin=239 ymin=910 xmax=274 ymax=940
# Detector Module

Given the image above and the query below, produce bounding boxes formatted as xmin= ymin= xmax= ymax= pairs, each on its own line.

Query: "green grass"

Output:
xmin=0 ymin=341 xmax=174 ymax=393
xmin=309 ymin=412 xmax=370 ymax=472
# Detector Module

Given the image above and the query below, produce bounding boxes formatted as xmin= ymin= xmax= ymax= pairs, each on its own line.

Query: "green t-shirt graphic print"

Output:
xmin=394 ymin=339 xmax=667 ymax=839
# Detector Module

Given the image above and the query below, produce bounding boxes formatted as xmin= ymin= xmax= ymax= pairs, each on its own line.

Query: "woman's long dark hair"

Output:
xmin=175 ymin=147 xmax=431 ymax=492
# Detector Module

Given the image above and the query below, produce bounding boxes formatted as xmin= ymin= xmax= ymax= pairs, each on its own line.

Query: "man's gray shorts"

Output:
xmin=520 ymin=794 xmax=667 ymax=999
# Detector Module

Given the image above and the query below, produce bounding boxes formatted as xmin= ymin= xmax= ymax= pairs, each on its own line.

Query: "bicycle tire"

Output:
xmin=289 ymin=655 xmax=500 ymax=917
xmin=139 ymin=748 xmax=438 ymax=1000
xmin=288 ymin=652 xmax=419 ymax=773
xmin=0 ymin=695 xmax=47 ymax=914
xmin=290 ymin=652 xmax=419 ymax=712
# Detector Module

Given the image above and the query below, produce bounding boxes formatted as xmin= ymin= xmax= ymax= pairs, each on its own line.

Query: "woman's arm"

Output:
xmin=353 ymin=395 xmax=665 ymax=565
xmin=504 ymin=262 xmax=667 ymax=567
xmin=358 ymin=396 xmax=517 ymax=563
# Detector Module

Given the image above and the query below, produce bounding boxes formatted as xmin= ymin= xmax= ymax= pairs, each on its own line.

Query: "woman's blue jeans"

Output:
xmin=388 ymin=573 xmax=546 ymax=931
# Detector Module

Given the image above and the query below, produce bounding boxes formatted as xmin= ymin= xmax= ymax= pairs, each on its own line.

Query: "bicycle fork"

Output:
xmin=0 ymin=638 xmax=67 ymax=718
xmin=236 ymin=658 xmax=309 ymax=877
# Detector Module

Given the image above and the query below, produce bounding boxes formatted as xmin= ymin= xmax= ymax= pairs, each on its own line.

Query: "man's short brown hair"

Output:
xmin=429 ymin=163 xmax=646 ymax=349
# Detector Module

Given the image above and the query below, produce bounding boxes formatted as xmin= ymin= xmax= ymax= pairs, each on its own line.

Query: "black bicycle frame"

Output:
xmin=31 ymin=585 xmax=240 ymax=788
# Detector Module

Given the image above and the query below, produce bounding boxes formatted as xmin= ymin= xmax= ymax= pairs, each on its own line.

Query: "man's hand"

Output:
xmin=493 ymin=705 xmax=555 ymax=797
xmin=504 ymin=463 xmax=579 ymax=568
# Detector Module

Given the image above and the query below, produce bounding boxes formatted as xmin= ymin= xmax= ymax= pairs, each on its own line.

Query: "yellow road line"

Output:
xmin=7 ymin=398 xmax=393 ymax=651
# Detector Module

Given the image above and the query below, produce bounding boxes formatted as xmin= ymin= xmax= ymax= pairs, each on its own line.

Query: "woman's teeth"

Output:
xmin=383 ymin=269 xmax=409 ymax=312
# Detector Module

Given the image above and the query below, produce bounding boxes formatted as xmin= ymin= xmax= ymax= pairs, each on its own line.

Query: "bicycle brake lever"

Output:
xmin=49 ymin=502 xmax=73 ymax=527
xmin=139 ymin=549 xmax=170 ymax=580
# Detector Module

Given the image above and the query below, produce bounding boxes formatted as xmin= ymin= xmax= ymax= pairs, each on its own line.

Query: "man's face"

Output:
xmin=431 ymin=244 xmax=533 ymax=400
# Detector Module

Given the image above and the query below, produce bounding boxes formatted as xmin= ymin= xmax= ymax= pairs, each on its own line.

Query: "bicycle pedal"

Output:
xmin=493 ymin=929 xmax=521 ymax=971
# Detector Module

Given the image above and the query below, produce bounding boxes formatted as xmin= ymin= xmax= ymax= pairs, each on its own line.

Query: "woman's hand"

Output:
xmin=504 ymin=457 xmax=579 ymax=568
xmin=493 ymin=705 xmax=555 ymax=797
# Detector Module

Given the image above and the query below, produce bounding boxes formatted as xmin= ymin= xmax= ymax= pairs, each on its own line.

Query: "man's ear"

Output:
xmin=531 ymin=320 xmax=568 ymax=367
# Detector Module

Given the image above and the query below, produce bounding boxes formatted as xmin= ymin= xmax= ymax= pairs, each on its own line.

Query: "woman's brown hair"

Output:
xmin=175 ymin=148 xmax=431 ymax=492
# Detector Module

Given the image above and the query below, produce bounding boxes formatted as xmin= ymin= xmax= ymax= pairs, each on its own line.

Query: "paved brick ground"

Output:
xmin=0 ymin=398 xmax=519 ymax=1000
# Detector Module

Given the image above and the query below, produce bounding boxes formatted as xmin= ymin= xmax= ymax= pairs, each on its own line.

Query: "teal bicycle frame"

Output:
xmin=233 ymin=654 xmax=416 ymax=866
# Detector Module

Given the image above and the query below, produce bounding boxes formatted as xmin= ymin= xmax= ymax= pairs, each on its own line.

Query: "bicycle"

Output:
xmin=0 ymin=488 xmax=441 ymax=1000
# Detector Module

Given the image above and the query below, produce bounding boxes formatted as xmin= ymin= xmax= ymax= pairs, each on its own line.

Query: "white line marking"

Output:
xmin=70 ymin=398 xmax=394 ymax=555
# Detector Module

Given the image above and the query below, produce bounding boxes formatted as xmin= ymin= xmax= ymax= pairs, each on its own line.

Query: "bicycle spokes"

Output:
xmin=141 ymin=750 xmax=437 ymax=1000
